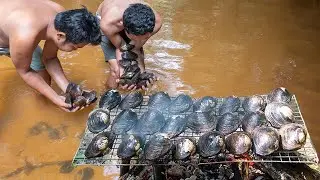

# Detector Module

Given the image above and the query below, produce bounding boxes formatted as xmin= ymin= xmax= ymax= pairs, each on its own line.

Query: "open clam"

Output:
xmin=85 ymin=131 xmax=115 ymax=158
xmin=252 ymin=127 xmax=280 ymax=156
xmin=279 ymin=123 xmax=307 ymax=150
xmin=87 ymin=108 xmax=110 ymax=133
xmin=265 ymin=102 xmax=294 ymax=128
xmin=198 ymin=131 xmax=225 ymax=158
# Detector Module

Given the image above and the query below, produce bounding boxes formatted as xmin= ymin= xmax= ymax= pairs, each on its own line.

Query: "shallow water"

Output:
xmin=0 ymin=0 xmax=320 ymax=179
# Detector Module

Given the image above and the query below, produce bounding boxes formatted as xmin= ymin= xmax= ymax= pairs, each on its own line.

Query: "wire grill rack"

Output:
xmin=72 ymin=94 xmax=319 ymax=166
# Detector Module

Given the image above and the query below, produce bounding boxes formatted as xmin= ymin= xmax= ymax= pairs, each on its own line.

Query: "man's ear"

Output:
xmin=119 ymin=20 xmax=123 ymax=26
xmin=57 ymin=32 xmax=66 ymax=41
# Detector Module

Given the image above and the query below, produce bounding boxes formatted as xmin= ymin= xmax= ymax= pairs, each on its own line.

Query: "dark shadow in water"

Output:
xmin=74 ymin=167 xmax=94 ymax=180
xmin=28 ymin=121 xmax=69 ymax=140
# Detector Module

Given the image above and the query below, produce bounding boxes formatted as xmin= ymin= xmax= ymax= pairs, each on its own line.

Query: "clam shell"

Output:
xmin=121 ymin=51 xmax=138 ymax=60
xmin=193 ymin=96 xmax=217 ymax=113
xmin=117 ymin=135 xmax=143 ymax=159
xmin=242 ymin=112 xmax=268 ymax=135
xmin=119 ymin=91 xmax=143 ymax=110
xmin=144 ymin=134 xmax=173 ymax=161
xmin=169 ymin=94 xmax=193 ymax=114
xmin=160 ymin=115 xmax=187 ymax=138
xmin=73 ymin=96 xmax=87 ymax=108
xmin=119 ymin=60 xmax=132 ymax=68
xmin=66 ymin=82 xmax=82 ymax=99
xmin=139 ymin=72 xmax=155 ymax=80
xmin=242 ymin=95 xmax=266 ymax=113
xmin=187 ymin=112 xmax=217 ymax=132
xmin=87 ymin=108 xmax=110 ymax=133
xmin=252 ymin=127 xmax=280 ymax=156
xmin=265 ymin=102 xmax=294 ymax=128
xmin=99 ymin=89 xmax=121 ymax=110
xmin=218 ymin=96 xmax=241 ymax=115
xmin=85 ymin=131 xmax=115 ymax=158
xmin=225 ymin=132 xmax=252 ymax=155
xmin=198 ymin=131 xmax=225 ymax=158
xmin=82 ymin=90 xmax=97 ymax=105
xmin=216 ymin=113 xmax=242 ymax=135
xmin=174 ymin=138 xmax=196 ymax=160
xmin=120 ymin=42 xmax=134 ymax=52
xmin=111 ymin=109 xmax=138 ymax=135
xmin=267 ymin=87 xmax=292 ymax=104
xmin=132 ymin=109 xmax=166 ymax=135
xmin=279 ymin=123 xmax=307 ymax=150
xmin=148 ymin=91 xmax=171 ymax=112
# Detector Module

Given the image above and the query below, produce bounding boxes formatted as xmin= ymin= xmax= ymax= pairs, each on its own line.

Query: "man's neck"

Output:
xmin=45 ymin=17 xmax=56 ymax=41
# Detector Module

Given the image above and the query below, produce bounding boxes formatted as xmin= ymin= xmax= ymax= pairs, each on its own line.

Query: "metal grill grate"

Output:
xmin=72 ymin=94 xmax=319 ymax=166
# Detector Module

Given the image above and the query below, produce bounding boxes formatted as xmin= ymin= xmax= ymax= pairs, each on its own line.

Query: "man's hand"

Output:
xmin=57 ymin=95 xmax=88 ymax=112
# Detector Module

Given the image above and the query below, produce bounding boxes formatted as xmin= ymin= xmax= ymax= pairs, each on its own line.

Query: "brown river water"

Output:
xmin=0 ymin=0 xmax=320 ymax=179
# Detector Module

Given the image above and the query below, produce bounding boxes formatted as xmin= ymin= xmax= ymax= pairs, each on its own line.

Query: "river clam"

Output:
xmin=148 ymin=91 xmax=171 ymax=112
xmin=169 ymin=94 xmax=193 ymax=114
xmin=117 ymin=135 xmax=143 ymax=159
xmin=225 ymin=132 xmax=252 ymax=155
xmin=267 ymin=87 xmax=292 ymax=104
xmin=252 ymin=127 xmax=280 ymax=156
xmin=131 ymin=109 xmax=166 ymax=135
xmin=242 ymin=95 xmax=266 ymax=113
xmin=264 ymin=102 xmax=295 ymax=128
xmin=119 ymin=91 xmax=143 ymax=110
xmin=242 ymin=112 xmax=268 ymax=135
xmin=193 ymin=96 xmax=217 ymax=113
xmin=216 ymin=113 xmax=242 ymax=135
xmin=187 ymin=111 xmax=217 ymax=132
xmin=85 ymin=131 xmax=115 ymax=158
xmin=87 ymin=108 xmax=110 ymax=133
xmin=144 ymin=133 xmax=173 ymax=161
xmin=121 ymin=51 xmax=138 ymax=60
xmin=174 ymin=138 xmax=196 ymax=160
xmin=218 ymin=96 xmax=241 ymax=115
xmin=198 ymin=131 xmax=225 ymax=158
xmin=279 ymin=123 xmax=307 ymax=150
xmin=99 ymin=89 xmax=121 ymax=110
xmin=111 ymin=109 xmax=138 ymax=135
xmin=160 ymin=115 xmax=187 ymax=138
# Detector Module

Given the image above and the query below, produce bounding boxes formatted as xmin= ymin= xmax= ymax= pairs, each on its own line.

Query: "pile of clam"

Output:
xmin=118 ymin=43 xmax=155 ymax=89
xmin=64 ymin=82 xmax=97 ymax=109
xmin=83 ymin=87 xmax=308 ymax=163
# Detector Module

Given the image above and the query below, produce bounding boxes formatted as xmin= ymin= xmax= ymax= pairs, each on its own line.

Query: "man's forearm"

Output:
xmin=20 ymin=70 xmax=59 ymax=103
xmin=44 ymin=57 xmax=69 ymax=92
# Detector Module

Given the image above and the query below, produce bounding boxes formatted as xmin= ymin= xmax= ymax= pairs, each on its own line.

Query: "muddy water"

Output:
xmin=0 ymin=0 xmax=319 ymax=179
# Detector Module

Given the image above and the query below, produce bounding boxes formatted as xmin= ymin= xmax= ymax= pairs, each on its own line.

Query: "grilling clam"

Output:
xmin=225 ymin=132 xmax=252 ymax=155
xmin=279 ymin=123 xmax=307 ymax=150
xmin=218 ymin=96 xmax=241 ymax=115
xmin=198 ymin=131 xmax=225 ymax=158
xmin=252 ymin=127 xmax=280 ymax=156
xmin=267 ymin=87 xmax=292 ymax=104
xmin=85 ymin=131 xmax=115 ymax=158
xmin=144 ymin=133 xmax=173 ymax=161
xmin=117 ymin=134 xmax=143 ymax=159
xmin=242 ymin=95 xmax=266 ymax=113
xmin=99 ymin=89 xmax=121 ymax=110
xmin=193 ymin=96 xmax=217 ymax=113
xmin=111 ymin=109 xmax=138 ymax=135
xmin=119 ymin=91 xmax=143 ymax=110
xmin=174 ymin=138 xmax=196 ymax=160
xmin=160 ymin=115 xmax=187 ymax=138
xmin=131 ymin=109 xmax=166 ymax=135
xmin=242 ymin=112 xmax=268 ymax=135
xmin=148 ymin=91 xmax=171 ymax=112
xmin=87 ymin=108 xmax=110 ymax=133
xmin=169 ymin=94 xmax=193 ymax=114
xmin=187 ymin=111 xmax=216 ymax=132
xmin=216 ymin=113 xmax=242 ymax=135
xmin=265 ymin=102 xmax=294 ymax=128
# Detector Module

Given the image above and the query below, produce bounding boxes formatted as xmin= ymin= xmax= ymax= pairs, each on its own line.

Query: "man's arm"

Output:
xmin=42 ymin=40 xmax=69 ymax=92
xmin=9 ymin=34 xmax=71 ymax=111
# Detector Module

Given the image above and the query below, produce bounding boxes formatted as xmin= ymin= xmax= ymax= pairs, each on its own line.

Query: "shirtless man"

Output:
xmin=0 ymin=0 xmax=101 ymax=112
xmin=96 ymin=0 xmax=162 ymax=90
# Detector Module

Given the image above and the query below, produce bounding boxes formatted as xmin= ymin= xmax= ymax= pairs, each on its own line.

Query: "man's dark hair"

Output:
xmin=54 ymin=6 xmax=101 ymax=45
xmin=123 ymin=3 xmax=155 ymax=35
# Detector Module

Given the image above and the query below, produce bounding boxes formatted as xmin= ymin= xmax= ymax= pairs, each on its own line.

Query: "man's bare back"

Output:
xmin=0 ymin=0 xmax=64 ymax=47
